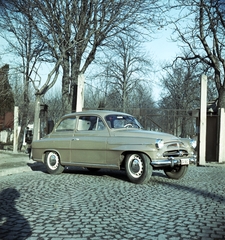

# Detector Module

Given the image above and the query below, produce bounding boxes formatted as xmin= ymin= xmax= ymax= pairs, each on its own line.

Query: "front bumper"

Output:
xmin=151 ymin=155 xmax=197 ymax=168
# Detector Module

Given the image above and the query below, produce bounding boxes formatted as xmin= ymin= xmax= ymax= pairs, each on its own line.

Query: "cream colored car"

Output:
xmin=32 ymin=110 xmax=196 ymax=184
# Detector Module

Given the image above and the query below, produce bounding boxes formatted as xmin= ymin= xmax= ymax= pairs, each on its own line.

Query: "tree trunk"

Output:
xmin=62 ymin=54 xmax=72 ymax=114
xmin=218 ymin=86 xmax=225 ymax=109
xmin=122 ymin=89 xmax=128 ymax=113
xmin=17 ymin=80 xmax=30 ymax=151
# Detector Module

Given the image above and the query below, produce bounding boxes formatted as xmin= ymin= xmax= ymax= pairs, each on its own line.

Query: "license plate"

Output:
xmin=181 ymin=159 xmax=189 ymax=165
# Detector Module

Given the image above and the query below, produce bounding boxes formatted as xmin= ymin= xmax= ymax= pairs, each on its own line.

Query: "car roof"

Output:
xmin=63 ymin=110 xmax=132 ymax=119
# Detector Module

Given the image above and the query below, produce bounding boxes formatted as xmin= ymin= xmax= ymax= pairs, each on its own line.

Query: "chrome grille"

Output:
xmin=163 ymin=150 xmax=188 ymax=157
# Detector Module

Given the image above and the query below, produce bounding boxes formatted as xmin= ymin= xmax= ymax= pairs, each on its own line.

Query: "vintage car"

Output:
xmin=32 ymin=110 xmax=196 ymax=184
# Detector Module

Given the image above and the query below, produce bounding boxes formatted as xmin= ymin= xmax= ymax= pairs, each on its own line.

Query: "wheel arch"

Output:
xmin=43 ymin=149 xmax=62 ymax=162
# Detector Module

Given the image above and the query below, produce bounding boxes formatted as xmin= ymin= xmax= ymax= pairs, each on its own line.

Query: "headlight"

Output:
xmin=190 ymin=139 xmax=197 ymax=149
xmin=155 ymin=139 xmax=164 ymax=149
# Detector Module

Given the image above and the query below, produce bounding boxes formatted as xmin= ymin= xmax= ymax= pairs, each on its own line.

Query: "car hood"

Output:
xmin=110 ymin=129 xmax=179 ymax=142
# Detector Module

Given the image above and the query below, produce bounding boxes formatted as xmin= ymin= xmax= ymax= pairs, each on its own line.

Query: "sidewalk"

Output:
xmin=0 ymin=150 xmax=45 ymax=177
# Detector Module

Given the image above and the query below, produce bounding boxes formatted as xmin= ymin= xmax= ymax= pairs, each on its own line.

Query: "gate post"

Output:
xmin=218 ymin=108 xmax=225 ymax=163
xmin=13 ymin=106 xmax=19 ymax=153
xmin=198 ymin=75 xmax=207 ymax=165
xmin=76 ymin=74 xmax=85 ymax=112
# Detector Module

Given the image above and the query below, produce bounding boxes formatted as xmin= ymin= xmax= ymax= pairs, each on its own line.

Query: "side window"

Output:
xmin=77 ymin=116 xmax=106 ymax=131
xmin=93 ymin=118 xmax=106 ymax=131
xmin=56 ymin=117 xmax=76 ymax=132
xmin=78 ymin=116 xmax=96 ymax=131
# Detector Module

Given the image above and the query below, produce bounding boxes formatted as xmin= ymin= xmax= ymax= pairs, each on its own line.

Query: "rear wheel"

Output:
xmin=164 ymin=165 xmax=188 ymax=179
xmin=125 ymin=153 xmax=152 ymax=184
xmin=45 ymin=151 xmax=64 ymax=174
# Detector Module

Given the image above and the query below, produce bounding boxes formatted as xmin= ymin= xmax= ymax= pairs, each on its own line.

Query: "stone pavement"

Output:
xmin=0 ymin=151 xmax=225 ymax=240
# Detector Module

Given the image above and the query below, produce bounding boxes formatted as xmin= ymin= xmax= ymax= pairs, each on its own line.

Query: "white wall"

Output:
xmin=218 ymin=108 xmax=225 ymax=163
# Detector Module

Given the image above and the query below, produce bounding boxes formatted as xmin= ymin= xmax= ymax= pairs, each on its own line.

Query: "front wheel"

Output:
xmin=164 ymin=165 xmax=188 ymax=179
xmin=125 ymin=153 xmax=152 ymax=184
xmin=45 ymin=151 xmax=65 ymax=174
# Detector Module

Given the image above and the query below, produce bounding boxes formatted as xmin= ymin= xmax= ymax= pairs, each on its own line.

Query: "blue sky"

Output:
xmin=147 ymin=29 xmax=179 ymax=62
xmin=145 ymin=28 xmax=180 ymax=101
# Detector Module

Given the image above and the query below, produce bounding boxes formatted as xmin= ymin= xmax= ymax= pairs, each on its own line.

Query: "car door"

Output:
xmin=70 ymin=116 xmax=109 ymax=166
xmin=48 ymin=116 xmax=77 ymax=163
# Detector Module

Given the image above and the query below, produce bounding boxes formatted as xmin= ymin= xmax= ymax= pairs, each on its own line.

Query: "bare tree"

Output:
xmin=88 ymin=35 xmax=153 ymax=112
xmin=158 ymin=60 xmax=204 ymax=136
xmin=0 ymin=0 xmax=165 ymax=141
xmin=160 ymin=60 xmax=201 ymax=109
xmin=31 ymin=59 xmax=62 ymax=140
xmin=0 ymin=0 xmax=51 ymax=147
xmin=9 ymin=69 xmax=35 ymax=125
xmin=43 ymin=88 xmax=64 ymax=124
xmin=0 ymin=64 xmax=14 ymax=117
xmin=12 ymin=0 xmax=164 ymax=114
xmin=168 ymin=0 xmax=225 ymax=108
xmin=83 ymin=78 xmax=106 ymax=110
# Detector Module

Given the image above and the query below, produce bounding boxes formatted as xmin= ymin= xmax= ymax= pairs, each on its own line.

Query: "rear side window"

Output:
xmin=77 ymin=116 xmax=106 ymax=131
xmin=56 ymin=117 xmax=76 ymax=132
xmin=77 ymin=116 xmax=93 ymax=131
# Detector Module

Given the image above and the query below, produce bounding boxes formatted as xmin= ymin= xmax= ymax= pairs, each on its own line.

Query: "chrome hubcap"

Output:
xmin=128 ymin=154 xmax=144 ymax=178
xmin=48 ymin=152 xmax=59 ymax=170
xmin=131 ymin=159 xmax=141 ymax=173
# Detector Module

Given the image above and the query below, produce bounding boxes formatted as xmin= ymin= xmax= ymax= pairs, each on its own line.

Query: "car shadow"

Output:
xmin=64 ymin=167 xmax=168 ymax=182
xmin=0 ymin=188 xmax=32 ymax=240
xmin=65 ymin=167 xmax=130 ymax=182
xmin=27 ymin=162 xmax=130 ymax=182
xmin=27 ymin=162 xmax=47 ymax=173
xmin=152 ymin=170 xmax=167 ymax=178
xmin=27 ymin=162 xmax=167 ymax=182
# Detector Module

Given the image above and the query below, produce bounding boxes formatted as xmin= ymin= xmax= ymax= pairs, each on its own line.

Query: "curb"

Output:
xmin=0 ymin=165 xmax=32 ymax=177
xmin=0 ymin=150 xmax=46 ymax=177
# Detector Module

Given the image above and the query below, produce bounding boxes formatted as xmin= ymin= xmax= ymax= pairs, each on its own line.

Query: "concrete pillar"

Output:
xmin=76 ymin=74 xmax=85 ymax=112
xmin=218 ymin=108 xmax=225 ymax=163
xmin=33 ymin=94 xmax=41 ymax=141
xmin=198 ymin=75 xmax=207 ymax=165
xmin=13 ymin=106 xmax=19 ymax=153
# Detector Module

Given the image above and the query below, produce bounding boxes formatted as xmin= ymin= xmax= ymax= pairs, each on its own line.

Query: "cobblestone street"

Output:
xmin=0 ymin=164 xmax=225 ymax=240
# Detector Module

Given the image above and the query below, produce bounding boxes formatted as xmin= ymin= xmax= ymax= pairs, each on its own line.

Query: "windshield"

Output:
xmin=105 ymin=114 xmax=143 ymax=129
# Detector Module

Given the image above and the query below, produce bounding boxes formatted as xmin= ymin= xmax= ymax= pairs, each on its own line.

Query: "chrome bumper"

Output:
xmin=151 ymin=155 xmax=197 ymax=168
